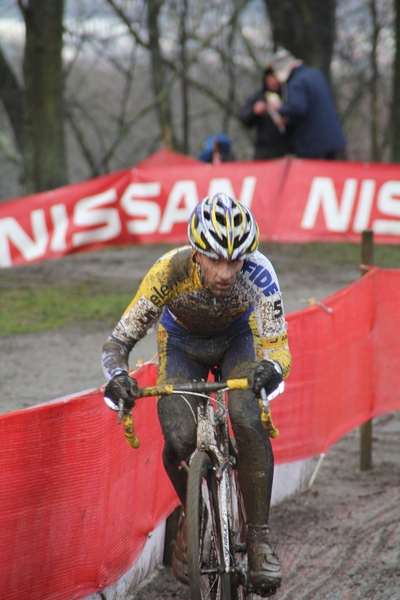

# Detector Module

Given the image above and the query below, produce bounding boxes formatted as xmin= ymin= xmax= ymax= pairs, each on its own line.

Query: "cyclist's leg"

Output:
xmin=227 ymin=362 xmax=274 ymax=526
xmin=220 ymin=311 xmax=282 ymax=593
xmin=156 ymin=322 xmax=212 ymax=585
xmin=156 ymin=323 xmax=209 ymax=507
xmin=220 ymin=310 xmax=272 ymax=522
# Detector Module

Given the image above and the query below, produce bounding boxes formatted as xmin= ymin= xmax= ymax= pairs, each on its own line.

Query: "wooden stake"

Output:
xmin=360 ymin=230 xmax=373 ymax=471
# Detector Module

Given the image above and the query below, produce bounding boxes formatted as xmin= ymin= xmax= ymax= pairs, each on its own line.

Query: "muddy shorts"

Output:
xmin=157 ymin=306 xmax=263 ymax=383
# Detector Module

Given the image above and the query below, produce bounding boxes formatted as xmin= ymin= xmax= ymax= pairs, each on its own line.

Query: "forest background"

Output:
xmin=0 ymin=0 xmax=400 ymax=203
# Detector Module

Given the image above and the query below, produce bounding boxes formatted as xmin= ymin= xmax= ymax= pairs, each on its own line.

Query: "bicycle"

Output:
xmin=108 ymin=369 xmax=284 ymax=600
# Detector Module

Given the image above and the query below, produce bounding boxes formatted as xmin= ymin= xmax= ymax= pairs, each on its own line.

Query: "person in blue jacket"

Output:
xmin=268 ymin=48 xmax=346 ymax=160
xmin=198 ymin=134 xmax=233 ymax=163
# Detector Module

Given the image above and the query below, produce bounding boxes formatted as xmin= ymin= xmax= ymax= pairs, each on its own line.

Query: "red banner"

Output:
xmin=2 ymin=151 xmax=400 ymax=268
xmin=271 ymin=159 xmax=400 ymax=243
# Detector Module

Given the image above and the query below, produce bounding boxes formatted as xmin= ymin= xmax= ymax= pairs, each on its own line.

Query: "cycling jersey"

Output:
xmin=102 ymin=246 xmax=291 ymax=380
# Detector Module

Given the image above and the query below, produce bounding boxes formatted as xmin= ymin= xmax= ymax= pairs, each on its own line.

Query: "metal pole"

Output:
xmin=360 ymin=230 xmax=374 ymax=471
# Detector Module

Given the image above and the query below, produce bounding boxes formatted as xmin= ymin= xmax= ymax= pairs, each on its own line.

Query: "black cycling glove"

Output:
xmin=251 ymin=360 xmax=283 ymax=397
xmin=104 ymin=371 xmax=138 ymax=410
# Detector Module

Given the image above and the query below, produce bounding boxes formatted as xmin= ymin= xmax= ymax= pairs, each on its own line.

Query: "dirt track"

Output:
xmin=2 ymin=243 xmax=400 ymax=599
xmin=132 ymin=412 xmax=400 ymax=600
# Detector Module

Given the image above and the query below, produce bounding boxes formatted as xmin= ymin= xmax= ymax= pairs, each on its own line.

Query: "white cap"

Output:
xmin=271 ymin=48 xmax=297 ymax=82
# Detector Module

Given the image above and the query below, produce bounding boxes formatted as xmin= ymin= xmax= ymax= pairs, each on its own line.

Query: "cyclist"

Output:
xmin=102 ymin=193 xmax=292 ymax=596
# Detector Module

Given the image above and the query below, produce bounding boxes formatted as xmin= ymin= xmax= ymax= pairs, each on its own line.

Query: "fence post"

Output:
xmin=359 ymin=229 xmax=374 ymax=471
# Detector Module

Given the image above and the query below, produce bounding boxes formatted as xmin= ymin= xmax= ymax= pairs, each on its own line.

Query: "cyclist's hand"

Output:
xmin=251 ymin=360 xmax=283 ymax=397
xmin=104 ymin=371 xmax=138 ymax=410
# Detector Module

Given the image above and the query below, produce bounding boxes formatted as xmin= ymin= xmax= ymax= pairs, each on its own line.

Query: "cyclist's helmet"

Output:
xmin=188 ymin=193 xmax=259 ymax=260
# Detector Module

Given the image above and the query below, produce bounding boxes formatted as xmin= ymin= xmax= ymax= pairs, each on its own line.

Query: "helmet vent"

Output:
xmin=188 ymin=193 xmax=259 ymax=260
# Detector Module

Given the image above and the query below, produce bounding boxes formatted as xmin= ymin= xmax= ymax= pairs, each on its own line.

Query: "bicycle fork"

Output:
xmin=218 ymin=468 xmax=233 ymax=574
xmin=195 ymin=394 xmax=234 ymax=577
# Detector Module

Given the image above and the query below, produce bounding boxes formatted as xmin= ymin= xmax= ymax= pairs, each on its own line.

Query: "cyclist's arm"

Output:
xmin=102 ymin=256 xmax=176 ymax=380
xmin=241 ymin=251 xmax=292 ymax=379
xmin=261 ymin=329 xmax=292 ymax=379
xmin=255 ymin=291 xmax=292 ymax=379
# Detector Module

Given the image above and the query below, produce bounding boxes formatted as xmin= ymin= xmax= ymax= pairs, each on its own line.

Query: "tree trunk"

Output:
xmin=369 ymin=0 xmax=379 ymax=162
xmin=391 ymin=0 xmax=400 ymax=162
xmin=0 ymin=46 xmax=26 ymax=157
xmin=22 ymin=0 xmax=68 ymax=193
xmin=179 ymin=0 xmax=189 ymax=154
xmin=147 ymin=0 xmax=179 ymax=150
xmin=264 ymin=0 xmax=336 ymax=81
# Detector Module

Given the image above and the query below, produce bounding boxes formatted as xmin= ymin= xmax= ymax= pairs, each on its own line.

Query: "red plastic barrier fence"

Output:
xmin=271 ymin=267 xmax=400 ymax=463
xmin=1 ymin=268 xmax=399 ymax=599
xmin=0 ymin=363 xmax=179 ymax=600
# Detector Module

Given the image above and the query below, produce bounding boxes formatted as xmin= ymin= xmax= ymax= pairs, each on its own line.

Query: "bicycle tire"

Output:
xmin=187 ymin=451 xmax=232 ymax=600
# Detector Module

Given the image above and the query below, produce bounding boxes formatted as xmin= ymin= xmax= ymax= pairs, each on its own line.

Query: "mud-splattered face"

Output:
xmin=195 ymin=252 xmax=244 ymax=298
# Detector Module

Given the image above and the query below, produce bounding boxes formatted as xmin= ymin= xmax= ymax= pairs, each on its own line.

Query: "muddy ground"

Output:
xmin=2 ymin=243 xmax=400 ymax=599
xmin=132 ymin=412 xmax=400 ymax=600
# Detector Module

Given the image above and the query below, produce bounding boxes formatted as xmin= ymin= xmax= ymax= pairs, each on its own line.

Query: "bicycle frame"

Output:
xmin=188 ymin=386 xmax=234 ymax=579
xmin=168 ymin=383 xmax=247 ymax=599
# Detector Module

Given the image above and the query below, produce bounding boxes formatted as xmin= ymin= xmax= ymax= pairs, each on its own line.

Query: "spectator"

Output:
xmin=198 ymin=134 xmax=233 ymax=163
xmin=269 ymin=48 xmax=346 ymax=160
xmin=238 ymin=64 xmax=296 ymax=160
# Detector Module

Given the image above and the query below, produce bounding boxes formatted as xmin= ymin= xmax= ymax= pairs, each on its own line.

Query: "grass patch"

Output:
xmin=259 ymin=241 xmax=400 ymax=268
xmin=303 ymin=242 xmax=400 ymax=267
xmin=0 ymin=284 xmax=133 ymax=337
xmin=2 ymin=242 xmax=399 ymax=337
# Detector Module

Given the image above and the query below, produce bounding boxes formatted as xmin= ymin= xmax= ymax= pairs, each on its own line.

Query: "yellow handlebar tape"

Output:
xmin=137 ymin=384 xmax=174 ymax=397
xmin=226 ymin=378 xmax=249 ymax=390
xmin=258 ymin=399 xmax=279 ymax=439
xmin=123 ymin=412 xmax=140 ymax=449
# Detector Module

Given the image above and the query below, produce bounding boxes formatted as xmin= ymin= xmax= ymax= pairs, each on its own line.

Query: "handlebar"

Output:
xmin=133 ymin=377 xmax=250 ymax=399
xmin=106 ymin=377 xmax=284 ymax=448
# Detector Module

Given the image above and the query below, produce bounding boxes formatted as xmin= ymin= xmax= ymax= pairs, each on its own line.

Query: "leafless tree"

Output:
xmin=1 ymin=0 xmax=400 ymax=201
xmin=263 ymin=0 xmax=337 ymax=80
xmin=20 ymin=0 xmax=67 ymax=192
xmin=334 ymin=0 xmax=393 ymax=161
xmin=391 ymin=0 xmax=400 ymax=161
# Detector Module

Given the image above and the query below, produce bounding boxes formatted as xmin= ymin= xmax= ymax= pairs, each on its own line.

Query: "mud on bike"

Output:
xmin=107 ymin=368 xmax=284 ymax=600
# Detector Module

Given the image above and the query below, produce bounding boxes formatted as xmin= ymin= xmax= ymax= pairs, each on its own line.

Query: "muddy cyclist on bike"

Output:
xmin=102 ymin=193 xmax=292 ymax=596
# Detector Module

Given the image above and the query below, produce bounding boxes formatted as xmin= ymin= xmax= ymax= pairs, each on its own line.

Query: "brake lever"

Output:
xmin=104 ymin=394 xmax=132 ymax=423
xmin=117 ymin=398 xmax=125 ymax=424
xmin=260 ymin=381 xmax=285 ymax=411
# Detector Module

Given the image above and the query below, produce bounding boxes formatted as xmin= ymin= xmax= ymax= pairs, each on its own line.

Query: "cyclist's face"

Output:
xmin=195 ymin=252 xmax=243 ymax=298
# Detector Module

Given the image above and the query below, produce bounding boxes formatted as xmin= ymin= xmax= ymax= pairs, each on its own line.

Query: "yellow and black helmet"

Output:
xmin=188 ymin=193 xmax=259 ymax=260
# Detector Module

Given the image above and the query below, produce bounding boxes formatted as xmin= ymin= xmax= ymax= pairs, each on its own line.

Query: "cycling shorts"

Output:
xmin=157 ymin=306 xmax=264 ymax=384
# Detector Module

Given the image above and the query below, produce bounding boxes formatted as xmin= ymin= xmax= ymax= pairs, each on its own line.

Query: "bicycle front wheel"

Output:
xmin=187 ymin=451 xmax=231 ymax=600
